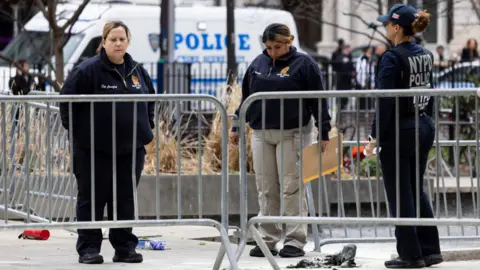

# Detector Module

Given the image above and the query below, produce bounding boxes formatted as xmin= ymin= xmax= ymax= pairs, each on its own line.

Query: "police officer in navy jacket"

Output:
xmin=231 ymin=23 xmax=331 ymax=258
xmin=365 ymin=5 xmax=443 ymax=268
xmin=59 ymin=21 xmax=155 ymax=265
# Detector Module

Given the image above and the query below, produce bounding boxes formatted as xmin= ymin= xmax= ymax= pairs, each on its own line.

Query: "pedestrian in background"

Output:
xmin=365 ymin=4 xmax=443 ymax=268
xmin=59 ymin=21 xmax=155 ymax=265
xmin=9 ymin=59 xmax=35 ymax=95
xmin=460 ymin=38 xmax=479 ymax=62
xmin=231 ymin=23 xmax=332 ymax=258
xmin=331 ymin=39 xmax=354 ymax=109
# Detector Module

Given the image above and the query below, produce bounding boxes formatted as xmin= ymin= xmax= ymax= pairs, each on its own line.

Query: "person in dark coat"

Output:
xmin=460 ymin=38 xmax=479 ymax=62
xmin=331 ymin=39 xmax=354 ymax=109
xmin=59 ymin=21 xmax=155 ymax=265
xmin=231 ymin=23 xmax=332 ymax=258
xmin=8 ymin=59 xmax=35 ymax=96
xmin=365 ymin=5 xmax=443 ymax=269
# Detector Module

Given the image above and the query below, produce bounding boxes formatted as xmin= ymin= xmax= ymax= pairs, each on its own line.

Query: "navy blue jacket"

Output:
xmin=234 ymin=46 xmax=332 ymax=140
xmin=59 ymin=48 xmax=155 ymax=154
xmin=370 ymin=42 xmax=434 ymax=145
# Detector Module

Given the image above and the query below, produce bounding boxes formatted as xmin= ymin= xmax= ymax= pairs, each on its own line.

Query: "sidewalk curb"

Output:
xmin=391 ymin=248 xmax=480 ymax=261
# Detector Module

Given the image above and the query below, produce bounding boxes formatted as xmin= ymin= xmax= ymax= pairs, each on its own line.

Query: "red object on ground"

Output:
xmin=22 ymin=230 xmax=50 ymax=240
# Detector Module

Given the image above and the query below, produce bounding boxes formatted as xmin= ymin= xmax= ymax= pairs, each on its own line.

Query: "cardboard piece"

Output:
xmin=302 ymin=133 xmax=344 ymax=183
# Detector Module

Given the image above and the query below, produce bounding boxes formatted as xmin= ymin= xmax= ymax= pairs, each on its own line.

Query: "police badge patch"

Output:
xmin=131 ymin=75 xmax=141 ymax=89
xmin=148 ymin=33 xmax=160 ymax=52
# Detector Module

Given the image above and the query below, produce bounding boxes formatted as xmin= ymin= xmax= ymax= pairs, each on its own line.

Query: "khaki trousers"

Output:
xmin=251 ymin=121 xmax=313 ymax=249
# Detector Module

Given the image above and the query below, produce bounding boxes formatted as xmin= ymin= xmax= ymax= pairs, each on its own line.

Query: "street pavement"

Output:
xmin=1 ymin=224 xmax=480 ymax=269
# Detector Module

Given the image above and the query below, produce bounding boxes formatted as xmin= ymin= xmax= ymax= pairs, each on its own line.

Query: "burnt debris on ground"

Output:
xmin=287 ymin=244 xmax=357 ymax=269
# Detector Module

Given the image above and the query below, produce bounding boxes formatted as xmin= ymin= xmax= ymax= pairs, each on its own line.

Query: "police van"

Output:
xmin=0 ymin=0 xmax=303 ymax=111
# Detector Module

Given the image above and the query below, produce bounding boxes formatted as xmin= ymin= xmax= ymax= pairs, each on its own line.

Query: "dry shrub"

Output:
xmin=1 ymin=96 xmax=343 ymax=178
xmin=2 ymin=83 xmax=301 ymax=177
xmin=0 ymin=104 xmax=69 ymax=175
xmin=142 ymin=81 xmax=254 ymax=174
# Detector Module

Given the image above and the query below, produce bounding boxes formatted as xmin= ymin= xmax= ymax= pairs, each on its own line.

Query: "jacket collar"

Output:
xmin=99 ymin=48 xmax=138 ymax=72
xmin=262 ymin=46 xmax=297 ymax=63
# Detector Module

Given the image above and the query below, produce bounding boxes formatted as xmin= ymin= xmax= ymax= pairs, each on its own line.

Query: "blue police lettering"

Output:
xmin=186 ymin=33 xmax=199 ymax=49
xmin=174 ymin=33 xmax=183 ymax=50
xmin=174 ymin=33 xmax=251 ymax=51
xmin=214 ymin=34 xmax=222 ymax=50
xmin=238 ymin=34 xmax=250 ymax=50
xmin=202 ymin=33 xmax=214 ymax=50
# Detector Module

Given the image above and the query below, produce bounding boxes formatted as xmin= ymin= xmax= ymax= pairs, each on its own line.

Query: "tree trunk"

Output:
xmin=54 ymin=29 xmax=64 ymax=91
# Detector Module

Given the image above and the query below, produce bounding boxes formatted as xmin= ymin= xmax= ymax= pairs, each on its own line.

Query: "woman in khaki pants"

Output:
xmin=231 ymin=23 xmax=331 ymax=258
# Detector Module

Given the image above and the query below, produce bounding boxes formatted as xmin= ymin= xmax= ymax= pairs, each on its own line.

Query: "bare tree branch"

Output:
xmin=470 ymin=0 xmax=480 ymax=23
xmin=35 ymin=0 xmax=56 ymax=30
xmin=294 ymin=13 xmax=388 ymax=46
xmin=362 ymin=2 xmax=382 ymax=13
xmin=343 ymin=12 xmax=390 ymax=43
xmin=376 ymin=0 xmax=383 ymax=15
xmin=61 ymin=0 xmax=90 ymax=31
xmin=0 ymin=53 xmax=61 ymax=92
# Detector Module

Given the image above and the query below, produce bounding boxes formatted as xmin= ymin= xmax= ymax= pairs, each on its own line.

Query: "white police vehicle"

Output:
xmin=0 ymin=0 xmax=304 ymax=112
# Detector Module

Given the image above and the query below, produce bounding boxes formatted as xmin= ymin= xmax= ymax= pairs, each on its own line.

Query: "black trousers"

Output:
xmin=379 ymin=115 xmax=441 ymax=260
xmin=73 ymin=146 xmax=146 ymax=256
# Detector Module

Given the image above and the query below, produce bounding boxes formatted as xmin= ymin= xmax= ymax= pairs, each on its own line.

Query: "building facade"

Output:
xmin=243 ymin=0 xmax=479 ymax=60
xmin=2 ymin=0 xmax=478 ymax=60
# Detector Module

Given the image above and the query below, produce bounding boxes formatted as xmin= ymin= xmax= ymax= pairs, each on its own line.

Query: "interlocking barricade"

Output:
xmin=0 ymin=94 xmax=238 ymax=270
xmin=235 ymin=89 xmax=480 ymax=270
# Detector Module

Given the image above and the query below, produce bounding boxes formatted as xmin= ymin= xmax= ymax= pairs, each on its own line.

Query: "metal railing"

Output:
xmin=0 ymin=94 xmax=238 ymax=270
xmin=234 ymin=88 xmax=480 ymax=269
xmin=2 ymin=87 xmax=480 ymax=269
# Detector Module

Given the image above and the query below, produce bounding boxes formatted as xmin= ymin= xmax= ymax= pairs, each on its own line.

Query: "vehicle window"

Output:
xmin=0 ymin=31 xmax=50 ymax=65
xmin=0 ymin=31 xmax=84 ymax=66
xmin=79 ymin=36 xmax=102 ymax=61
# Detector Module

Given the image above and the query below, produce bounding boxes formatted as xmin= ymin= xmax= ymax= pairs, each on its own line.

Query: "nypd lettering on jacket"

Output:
xmin=408 ymin=54 xmax=433 ymax=87
xmin=407 ymin=53 xmax=433 ymax=110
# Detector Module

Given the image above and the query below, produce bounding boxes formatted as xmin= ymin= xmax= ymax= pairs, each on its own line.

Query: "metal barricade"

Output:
xmin=0 ymin=101 xmax=75 ymax=228
xmin=235 ymin=88 xmax=480 ymax=269
xmin=0 ymin=94 xmax=238 ymax=270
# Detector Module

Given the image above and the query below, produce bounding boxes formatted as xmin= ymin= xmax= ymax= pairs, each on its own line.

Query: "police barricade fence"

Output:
xmin=234 ymin=88 xmax=480 ymax=269
xmin=0 ymin=93 xmax=239 ymax=270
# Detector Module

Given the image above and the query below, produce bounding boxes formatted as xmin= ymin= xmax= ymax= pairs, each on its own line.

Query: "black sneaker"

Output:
xmin=424 ymin=254 xmax=443 ymax=267
xmin=249 ymin=246 xmax=278 ymax=257
xmin=279 ymin=245 xmax=305 ymax=258
xmin=79 ymin=253 xmax=104 ymax=264
xmin=385 ymin=258 xmax=426 ymax=269
xmin=112 ymin=251 xmax=143 ymax=263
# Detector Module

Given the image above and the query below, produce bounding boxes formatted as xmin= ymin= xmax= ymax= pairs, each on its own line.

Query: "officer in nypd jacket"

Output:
xmin=59 ymin=33 xmax=154 ymax=263
xmin=364 ymin=4 xmax=443 ymax=269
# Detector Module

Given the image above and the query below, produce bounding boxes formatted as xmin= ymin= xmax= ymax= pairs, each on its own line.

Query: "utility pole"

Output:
xmin=226 ymin=0 xmax=236 ymax=86
xmin=158 ymin=0 xmax=175 ymax=93
xmin=12 ymin=4 xmax=19 ymax=38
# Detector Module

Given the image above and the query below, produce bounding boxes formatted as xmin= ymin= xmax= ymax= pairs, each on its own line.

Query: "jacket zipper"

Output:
xmin=113 ymin=63 xmax=138 ymax=91
xmin=268 ymin=60 xmax=275 ymax=77
xmin=113 ymin=69 xmax=127 ymax=89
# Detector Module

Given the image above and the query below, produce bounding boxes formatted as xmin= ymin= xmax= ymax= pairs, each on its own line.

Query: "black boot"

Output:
xmin=424 ymin=254 xmax=443 ymax=267
xmin=279 ymin=245 xmax=305 ymax=258
xmin=79 ymin=253 xmax=104 ymax=264
xmin=249 ymin=246 xmax=278 ymax=257
xmin=385 ymin=257 xmax=426 ymax=269
xmin=113 ymin=251 xmax=143 ymax=263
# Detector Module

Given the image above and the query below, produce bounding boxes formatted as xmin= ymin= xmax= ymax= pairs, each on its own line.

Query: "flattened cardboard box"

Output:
xmin=302 ymin=133 xmax=344 ymax=183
